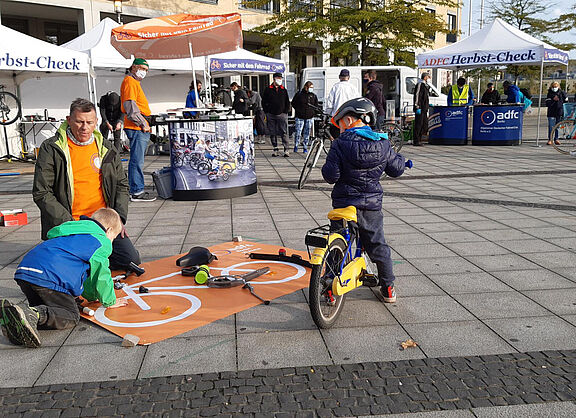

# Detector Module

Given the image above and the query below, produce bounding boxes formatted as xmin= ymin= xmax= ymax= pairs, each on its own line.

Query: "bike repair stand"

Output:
xmin=1 ymin=123 xmax=27 ymax=162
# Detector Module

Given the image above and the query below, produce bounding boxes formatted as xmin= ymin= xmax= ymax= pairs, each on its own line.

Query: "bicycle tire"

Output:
xmin=382 ymin=122 xmax=404 ymax=153
xmin=197 ymin=161 xmax=211 ymax=175
xmin=189 ymin=155 xmax=200 ymax=169
xmin=173 ymin=155 xmax=183 ymax=167
xmin=309 ymin=237 xmax=348 ymax=329
xmin=297 ymin=139 xmax=322 ymax=189
xmin=0 ymin=91 xmax=22 ymax=126
xmin=551 ymin=119 xmax=576 ymax=155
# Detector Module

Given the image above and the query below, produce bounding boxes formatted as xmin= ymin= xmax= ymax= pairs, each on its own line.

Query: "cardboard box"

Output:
xmin=0 ymin=209 xmax=28 ymax=227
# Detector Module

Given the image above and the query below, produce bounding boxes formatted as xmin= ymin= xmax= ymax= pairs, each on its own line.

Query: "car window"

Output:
xmin=406 ymin=77 xmax=417 ymax=94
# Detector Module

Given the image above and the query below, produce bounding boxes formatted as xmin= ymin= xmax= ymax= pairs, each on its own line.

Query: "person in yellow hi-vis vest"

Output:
xmin=448 ymin=77 xmax=475 ymax=106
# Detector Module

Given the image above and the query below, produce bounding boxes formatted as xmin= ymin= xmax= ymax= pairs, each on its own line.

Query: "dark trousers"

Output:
xmin=15 ymin=280 xmax=80 ymax=330
xmin=330 ymin=208 xmax=395 ymax=287
xmin=413 ymin=111 xmax=428 ymax=145
xmin=99 ymin=122 xmax=123 ymax=150
xmin=266 ymin=113 xmax=289 ymax=150
xmin=110 ymin=234 xmax=141 ymax=271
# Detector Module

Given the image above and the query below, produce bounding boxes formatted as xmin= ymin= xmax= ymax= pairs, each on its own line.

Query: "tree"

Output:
xmin=488 ymin=0 xmax=575 ymax=83
xmin=244 ymin=0 xmax=457 ymax=68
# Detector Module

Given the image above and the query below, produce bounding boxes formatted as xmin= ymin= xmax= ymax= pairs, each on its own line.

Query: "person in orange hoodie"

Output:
xmin=120 ymin=58 xmax=156 ymax=201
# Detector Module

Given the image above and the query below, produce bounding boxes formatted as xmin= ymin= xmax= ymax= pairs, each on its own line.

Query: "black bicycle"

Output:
xmin=0 ymin=85 xmax=21 ymax=126
xmin=297 ymin=110 xmax=333 ymax=189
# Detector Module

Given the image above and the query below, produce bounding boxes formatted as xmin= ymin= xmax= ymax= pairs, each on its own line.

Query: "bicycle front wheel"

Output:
xmin=0 ymin=91 xmax=22 ymax=125
xmin=297 ymin=139 xmax=322 ymax=189
xmin=551 ymin=119 xmax=576 ymax=155
xmin=309 ymin=237 xmax=348 ymax=329
xmin=382 ymin=122 xmax=403 ymax=153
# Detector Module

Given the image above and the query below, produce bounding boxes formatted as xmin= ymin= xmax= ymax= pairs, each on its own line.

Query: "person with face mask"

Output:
xmin=262 ymin=72 xmax=291 ymax=157
xmin=546 ymin=81 xmax=568 ymax=145
xmin=120 ymin=58 xmax=155 ymax=201
xmin=480 ymin=82 xmax=501 ymax=105
xmin=291 ymin=81 xmax=319 ymax=153
xmin=325 ymin=69 xmax=361 ymax=139
xmin=413 ymin=72 xmax=431 ymax=147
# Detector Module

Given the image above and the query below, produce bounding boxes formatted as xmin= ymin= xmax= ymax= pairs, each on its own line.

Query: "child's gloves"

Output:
xmin=415 ymin=109 xmax=421 ymax=115
xmin=405 ymin=160 xmax=413 ymax=169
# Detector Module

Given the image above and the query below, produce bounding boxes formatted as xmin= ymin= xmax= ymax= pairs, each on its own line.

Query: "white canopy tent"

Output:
xmin=0 ymin=24 xmax=90 ymax=157
xmin=417 ymin=18 xmax=569 ymax=143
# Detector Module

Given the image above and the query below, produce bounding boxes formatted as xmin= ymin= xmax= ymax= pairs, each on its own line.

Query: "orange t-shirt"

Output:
xmin=68 ymin=137 xmax=107 ymax=220
xmin=120 ymin=75 xmax=151 ymax=130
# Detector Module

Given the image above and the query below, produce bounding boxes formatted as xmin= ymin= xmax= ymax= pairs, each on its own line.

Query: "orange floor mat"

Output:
xmin=81 ymin=241 xmax=311 ymax=345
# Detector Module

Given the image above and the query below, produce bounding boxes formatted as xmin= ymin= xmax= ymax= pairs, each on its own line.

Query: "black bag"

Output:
xmin=519 ymin=87 xmax=532 ymax=100
xmin=176 ymin=247 xmax=218 ymax=267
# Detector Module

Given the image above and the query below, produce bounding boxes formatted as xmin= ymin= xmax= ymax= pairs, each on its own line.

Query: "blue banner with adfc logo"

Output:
xmin=472 ymin=105 xmax=524 ymax=144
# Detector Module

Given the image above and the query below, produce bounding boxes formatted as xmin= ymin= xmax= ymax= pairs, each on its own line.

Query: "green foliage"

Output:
xmin=245 ymin=0 xmax=458 ymax=67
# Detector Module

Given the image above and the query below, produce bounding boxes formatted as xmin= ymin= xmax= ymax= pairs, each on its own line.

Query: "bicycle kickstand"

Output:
xmin=243 ymin=282 xmax=270 ymax=305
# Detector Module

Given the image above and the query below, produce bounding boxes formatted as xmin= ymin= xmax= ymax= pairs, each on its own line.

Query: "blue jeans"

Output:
xmin=294 ymin=118 xmax=313 ymax=151
xmin=125 ymin=129 xmax=150 ymax=195
xmin=548 ymin=116 xmax=561 ymax=141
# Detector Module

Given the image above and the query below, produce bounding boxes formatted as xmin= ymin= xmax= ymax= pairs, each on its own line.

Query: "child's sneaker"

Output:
xmin=0 ymin=299 xmax=41 ymax=348
xmin=381 ymin=285 xmax=397 ymax=303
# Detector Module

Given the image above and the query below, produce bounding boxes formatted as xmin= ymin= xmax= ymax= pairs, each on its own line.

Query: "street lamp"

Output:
xmin=108 ymin=0 xmax=130 ymax=24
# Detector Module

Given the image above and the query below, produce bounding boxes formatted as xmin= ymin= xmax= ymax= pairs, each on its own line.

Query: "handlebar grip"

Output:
xmin=415 ymin=109 xmax=421 ymax=115
xmin=405 ymin=160 xmax=413 ymax=169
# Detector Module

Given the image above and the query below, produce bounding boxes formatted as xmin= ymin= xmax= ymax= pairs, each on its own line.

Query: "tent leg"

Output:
xmin=534 ymin=58 xmax=544 ymax=147
xmin=189 ymin=42 xmax=200 ymax=111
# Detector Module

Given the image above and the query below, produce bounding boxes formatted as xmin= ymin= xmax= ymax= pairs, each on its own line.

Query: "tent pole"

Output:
xmin=189 ymin=41 xmax=200 ymax=110
xmin=535 ymin=57 xmax=544 ymax=146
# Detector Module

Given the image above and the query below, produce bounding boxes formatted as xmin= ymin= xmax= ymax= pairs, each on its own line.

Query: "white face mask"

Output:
xmin=308 ymin=88 xmax=314 ymax=93
xmin=136 ymin=69 xmax=147 ymax=80
xmin=274 ymin=78 xmax=283 ymax=86
xmin=552 ymin=87 xmax=559 ymax=92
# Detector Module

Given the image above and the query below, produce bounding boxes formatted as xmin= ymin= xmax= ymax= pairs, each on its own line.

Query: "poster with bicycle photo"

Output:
xmin=168 ymin=118 xmax=256 ymax=197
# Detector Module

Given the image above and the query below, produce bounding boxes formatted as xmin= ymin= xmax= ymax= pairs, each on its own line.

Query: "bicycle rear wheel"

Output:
xmin=551 ymin=119 xmax=576 ymax=155
xmin=382 ymin=122 xmax=403 ymax=153
xmin=297 ymin=139 xmax=322 ymax=189
xmin=0 ymin=91 xmax=22 ymax=125
xmin=309 ymin=237 xmax=348 ymax=329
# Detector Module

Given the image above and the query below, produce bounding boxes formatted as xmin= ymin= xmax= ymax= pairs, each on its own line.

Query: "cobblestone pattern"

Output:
xmin=1 ymin=350 xmax=576 ymax=417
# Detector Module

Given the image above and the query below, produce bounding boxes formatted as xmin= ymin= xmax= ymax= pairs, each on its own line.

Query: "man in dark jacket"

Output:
xmin=364 ymin=70 xmax=386 ymax=129
xmin=230 ymin=82 xmax=249 ymax=115
xmin=291 ymin=81 xmax=319 ymax=152
xmin=98 ymin=91 xmax=123 ymax=151
xmin=480 ymin=83 xmax=500 ymax=105
xmin=33 ymin=98 xmax=140 ymax=271
xmin=546 ymin=81 xmax=568 ymax=145
xmin=262 ymin=72 xmax=291 ymax=157
xmin=322 ymin=97 xmax=407 ymax=303
xmin=413 ymin=72 xmax=431 ymax=146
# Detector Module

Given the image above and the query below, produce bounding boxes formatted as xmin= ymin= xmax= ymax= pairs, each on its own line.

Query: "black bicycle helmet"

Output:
xmin=331 ymin=97 xmax=377 ymax=127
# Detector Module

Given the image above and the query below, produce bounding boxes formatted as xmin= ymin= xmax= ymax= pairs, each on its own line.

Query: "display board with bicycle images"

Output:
xmin=80 ymin=241 xmax=311 ymax=345
xmin=168 ymin=117 xmax=257 ymax=200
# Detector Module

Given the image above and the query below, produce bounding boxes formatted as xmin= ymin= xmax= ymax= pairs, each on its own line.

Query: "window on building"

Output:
xmin=425 ymin=8 xmax=436 ymax=41
xmin=2 ymin=16 xmax=29 ymax=35
xmin=330 ymin=0 xmax=358 ymax=8
xmin=190 ymin=0 xmax=218 ymax=4
xmin=446 ymin=13 xmax=457 ymax=43
xmin=44 ymin=21 xmax=78 ymax=45
xmin=240 ymin=0 xmax=280 ymax=13
xmin=291 ymin=0 xmax=316 ymax=13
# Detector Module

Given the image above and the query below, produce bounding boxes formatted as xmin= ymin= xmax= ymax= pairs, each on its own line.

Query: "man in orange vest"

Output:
xmin=448 ymin=77 xmax=475 ymax=106
xmin=120 ymin=58 xmax=156 ymax=201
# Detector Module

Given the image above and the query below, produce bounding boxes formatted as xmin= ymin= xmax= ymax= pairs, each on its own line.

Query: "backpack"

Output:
xmin=519 ymin=87 xmax=532 ymax=100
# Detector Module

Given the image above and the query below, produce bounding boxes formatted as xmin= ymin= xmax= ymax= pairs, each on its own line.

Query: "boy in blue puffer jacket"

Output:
xmin=0 ymin=208 xmax=128 ymax=348
xmin=322 ymin=97 xmax=409 ymax=303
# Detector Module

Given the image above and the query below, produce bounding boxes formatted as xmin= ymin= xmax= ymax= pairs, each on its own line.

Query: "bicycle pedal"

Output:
xmin=360 ymin=273 xmax=379 ymax=288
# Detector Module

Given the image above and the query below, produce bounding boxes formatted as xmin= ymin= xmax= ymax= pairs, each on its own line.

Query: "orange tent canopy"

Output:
xmin=111 ymin=13 xmax=242 ymax=60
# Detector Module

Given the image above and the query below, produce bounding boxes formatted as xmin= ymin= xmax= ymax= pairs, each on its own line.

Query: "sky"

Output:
xmin=460 ymin=0 xmax=576 ymax=58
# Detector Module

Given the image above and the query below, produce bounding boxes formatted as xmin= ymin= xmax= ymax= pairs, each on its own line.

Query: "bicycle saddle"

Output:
xmin=176 ymin=246 xmax=218 ymax=267
xmin=328 ymin=206 xmax=357 ymax=222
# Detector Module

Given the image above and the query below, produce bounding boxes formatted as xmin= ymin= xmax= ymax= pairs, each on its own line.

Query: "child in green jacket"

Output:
xmin=0 ymin=208 xmax=127 ymax=348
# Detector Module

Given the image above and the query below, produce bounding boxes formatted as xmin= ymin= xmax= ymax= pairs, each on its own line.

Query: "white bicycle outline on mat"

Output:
xmin=94 ymin=260 xmax=307 ymax=328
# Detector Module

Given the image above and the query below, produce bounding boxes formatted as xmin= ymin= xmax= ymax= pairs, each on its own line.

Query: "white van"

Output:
xmin=299 ymin=66 xmax=446 ymax=117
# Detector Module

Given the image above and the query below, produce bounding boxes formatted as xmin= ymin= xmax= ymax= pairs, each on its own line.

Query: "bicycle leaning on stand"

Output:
xmin=297 ymin=107 xmax=333 ymax=189
xmin=550 ymin=103 xmax=576 ymax=155
xmin=379 ymin=105 xmax=415 ymax=153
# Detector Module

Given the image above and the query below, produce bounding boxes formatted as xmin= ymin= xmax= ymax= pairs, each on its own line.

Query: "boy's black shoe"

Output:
xmin=0 ymin=299 xmax=41 ymax=348
xmin=381 ymin=285 xmax=397 ymax=303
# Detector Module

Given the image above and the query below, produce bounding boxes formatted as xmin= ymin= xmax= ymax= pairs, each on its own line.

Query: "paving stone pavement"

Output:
xmin=2 ymin=115 xmax=576 ymax=416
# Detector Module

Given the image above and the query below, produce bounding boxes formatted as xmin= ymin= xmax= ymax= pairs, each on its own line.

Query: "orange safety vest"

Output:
xmin=451 ymin=84 xmax=470 ymax=106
